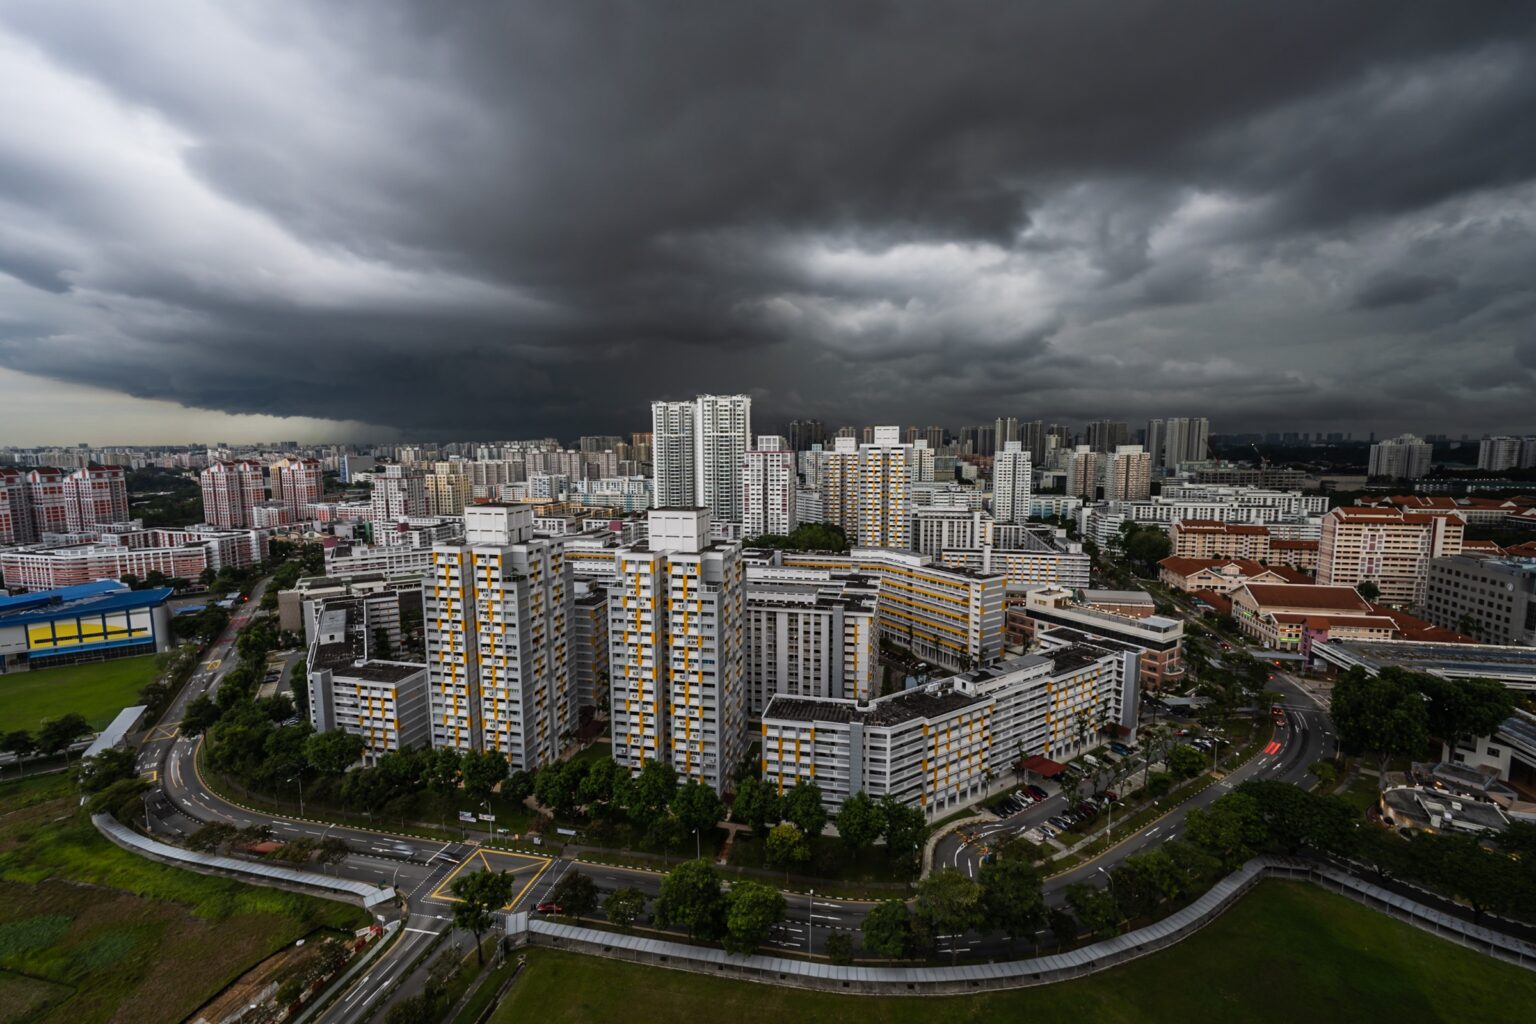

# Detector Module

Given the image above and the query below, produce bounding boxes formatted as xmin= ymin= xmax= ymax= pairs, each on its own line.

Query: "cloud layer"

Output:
xmin=0 ymin=0 xmax=1533 ymax=440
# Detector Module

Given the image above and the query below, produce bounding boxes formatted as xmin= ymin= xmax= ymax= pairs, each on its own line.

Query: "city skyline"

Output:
xmin=1 ymin=4 xmax=1535 ymax=443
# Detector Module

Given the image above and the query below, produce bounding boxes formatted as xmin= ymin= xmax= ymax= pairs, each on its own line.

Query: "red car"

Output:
xmin=535 ymin=901 xmax=563 ymax=914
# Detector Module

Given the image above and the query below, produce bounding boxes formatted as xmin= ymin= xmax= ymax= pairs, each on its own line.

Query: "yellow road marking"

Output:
xmin=147 ymin=723 xmax=180 ymax=741
xmin=429 ymin=848 xmax=551 ymax=906
xmin=204 ymin=659 xmax=222 ymax=670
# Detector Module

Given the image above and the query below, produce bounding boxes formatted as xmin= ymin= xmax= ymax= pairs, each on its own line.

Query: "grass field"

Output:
xmin=0 ymin=773 xmax=367 ymax=1024
xmin=490 ymin=881 xmax=1536 ymax=1024
xmin=0 ymin=656 xmax=159 ymax=733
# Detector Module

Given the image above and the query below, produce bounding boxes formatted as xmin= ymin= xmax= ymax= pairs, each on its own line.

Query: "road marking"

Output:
xmin=403 ymin=927 xmax=439 ymax=935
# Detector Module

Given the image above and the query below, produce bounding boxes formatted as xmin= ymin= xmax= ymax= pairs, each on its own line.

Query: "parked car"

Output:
xmin=536 ymin=902 xmax=563 ymax=914
xmin=1026 ymin=785 xmax=1048 ymax=800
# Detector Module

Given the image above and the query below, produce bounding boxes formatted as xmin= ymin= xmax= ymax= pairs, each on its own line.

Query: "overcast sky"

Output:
xmin=1 ymin=1 xmax=1534 ymax=445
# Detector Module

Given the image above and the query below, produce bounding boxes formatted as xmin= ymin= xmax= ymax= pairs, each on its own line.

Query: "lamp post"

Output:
xmin=807 ymin=888 xmax=815 ymax=955
xmin=286 ymin=773 xmax=305 ymax=816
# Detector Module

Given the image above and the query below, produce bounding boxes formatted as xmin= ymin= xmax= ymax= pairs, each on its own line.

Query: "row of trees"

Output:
xmin=1 ymin=713 xmax=94 ymax=776
xmin=1330 ymin=666 xmax=1515 ymax=788
xmin=741 ymin=523 xmax=848 ymax=553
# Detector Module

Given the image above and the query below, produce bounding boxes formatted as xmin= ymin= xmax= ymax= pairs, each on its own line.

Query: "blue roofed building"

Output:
xmin=0 ymin=580 xmax=173 ymax=672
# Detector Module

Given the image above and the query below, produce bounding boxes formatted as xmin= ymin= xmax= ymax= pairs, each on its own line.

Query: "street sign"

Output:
xmin=477 ymin=813 xmax=495 ymax=822
xmin=457 ymin=811 xmax=476 ymax=823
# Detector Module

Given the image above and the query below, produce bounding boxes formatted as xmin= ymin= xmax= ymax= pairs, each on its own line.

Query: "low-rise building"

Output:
xmin=1007 ymin=584 xmax=1183 ymax=689
xmin=0 ymin=579 xmax=173 ymax=671
xmin=1423 ymin=553 xmax=1536 ymax=646
xmin=760 ymin=645 xmax=1138 ymax=818
xmin=1170 ymin=520 xmax=1272 ymax=561
xmin=1157 ymin=557 xmax=1311 ymax=594
xmin=1228 ymin=583 xmax=1394 ymax=650
xmin=307 ymin=639 xmax=430 ymax=764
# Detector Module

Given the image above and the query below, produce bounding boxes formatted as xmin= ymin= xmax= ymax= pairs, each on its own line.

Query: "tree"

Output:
xmin=915 ymin=868 xmax=983 ymax=962
xmin=1310 ymin=759 xmax=1340 ymax=788
xmin=654 ymin=859 xmax=725 ymax=940
xmin=181 ymin=694 xmax=222 ymax=736
xmin=425 ymin=747 xmax=463 ymax=797
xmin=186 ymin=822 xmax=237 ymax=852
xmin=861 ymin=899 xmax=915 ymax=959
xmin=1419 ymin=674 xmax=1516 ymax=750
xmin=1237 ymin=780 xmax=1356 ymax=856
xmin=289 ymin=661 xmax=308 ymax=717
xmin=1115 ymin=848 xmax=1188 ymax=916
xmin=1356 ymin=581 xmax=1380 ymax=603
xmin=730 ymin=775 xmax=781 ymax=836
xmin=765 ymin=821 xmax=810 ymax=881
xmin=1331 ymin=667 xmax=1430 ymax=788
xmin=1166 ymin=743 xmax=1205 ymax=780
xmin=824 ymin=931 xmax=854 ymax=965
xmin=305 ymin=730 xmax=364 ymax=775
xmin=630 ymin=758 xmax=678 ymax=820
xmin=38 ymin=713 xmax=91 ymax=761
xmin=75 ymin=748 xmax=137 ymax=793
xmin=604 ymin=887 xmax=647 ymax=931
xmin=2 ymin=730 xmax=36 ymax=776
xmin=550 ymin=871 xmax=600 ymax=920
xmin=1065 ymin=882 xmax=1120 ymax=937
xmin=1123 ymin=527 xmax=1172 ymax=573
xmin=835 ymin=790 xmax=885 ymax=854
xmin=782 ymin=780 xmax=827 ymax=837
xmin=461 ymin=749 xmax=510 ymax=805
xmin=534 ymin=760 xmax=584 ymax=817
xmin=579 ymin=758 xmax=627 ymax=809
xmin=672 ymin=781 xmax=723 ymax=843
xmin=372 ymin=626 xmax=395 ymax=660
xmin=504 ymin=768 xmax=537 ymax=804
xmin=1185 ymin=791 xmax=1265 ymax=869
xmin=317 ymin=836 xmax=350 ymax=871
xmin=978 ymin=858 xmax=1045 ymax=949
xmin=451 ymin=868 xmax=518 ymax=963
xmin=879 ymin=796 xmax=928 ymax=863
xmin=723 ymin=880 xmax=785 ymax=955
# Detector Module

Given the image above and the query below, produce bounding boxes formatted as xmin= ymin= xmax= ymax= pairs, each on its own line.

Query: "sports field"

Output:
xmin=0 ymin=655 xmax=158 ymax=733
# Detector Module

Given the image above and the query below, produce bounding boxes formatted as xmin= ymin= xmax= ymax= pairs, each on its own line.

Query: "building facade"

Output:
xmin=741 ymin=435 xmax=797 ymax=537
xmin=1317 ymin=506 xmax=1464 ymax=608
xmin=991 ymin=441 xmax=1032 ymax=524
xmin=1424 ymin=554 xmax=1536 ymax=647
xmin=744 ymin=566 xmax=879 ymax=715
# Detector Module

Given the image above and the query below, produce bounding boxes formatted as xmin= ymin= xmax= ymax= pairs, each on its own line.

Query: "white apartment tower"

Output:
xmin=651 ymin=400 xmax=698 ymax=508
xmin=856 ymin=426 xmax=912 ymax=549
xmin=424 ymin=504 xmax=573 ymax=770
xmin=1104 ymin=445 xmax=1153 ymax=501
xmin=1161 ymin=417 xmax=1210 ymax=469
xmin=822 ymin=436 xmax=860 ymax=540
xmin=371 ymin=464 xmax=428 ymax=524
xmin=1368 ymin=434 xmax=1434 ymax=480
xmin=609 ymin=507 xmax=746 ymax=793
xmin=741 ymin=435 xmax=797 ymax=537
xmin=992 ymin=441 xmax=1033 ymax=524
xmin=695 ymin=394 xmax=753 ymax=523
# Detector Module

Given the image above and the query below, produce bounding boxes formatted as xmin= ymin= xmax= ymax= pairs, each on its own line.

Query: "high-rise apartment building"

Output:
xmin=60 ymin=466 xmax=128 ymax=532
xmin=822 ymin=436 xmax=860 ymax=541
xmin=1104 ymin=445 xmax=1152 ymax=501
xmin=1019 ymin=420 xmax=1046 ymax=463
xmin=994 ymin=416 xmax=1020 ymax=448
xmin=744 ymin=565 xmax=879 ymax=715
xmin=1159 ymin=417 xmax=1210 ymax=468
xmin=695 ymin=394 xmax=752 ymax=523
xmin=1368 ymin=434 xmax=1434 ymax=480
xmin=651 ymin=394 xmax=753 ymax=521
xmin=992 ymin=441 xmax=1033 ymax=524
xmin=269 ymin=457 xmax=323 ymax=519
xmin=200 ymin=460 xmax=266 ymax=528
xmin=651 ymin=400 xmax=698 ymax=508
xmin=424 ymin=463 xmax=473 ymax=517
xmin=1065 ymin=446 xmax=1101 ymax=499
xmin=1085 ymin=420 xmax=1128 ymax=453
xmin=424 ymin=504 xmax=572 ymax=770
xmin=910 ymin=439 xmax=935 ymax=483
xmin=371 ymin=463 xmax=428 ymax=524
xmin=787 ymin=419 xmax=825 ymax=452
xmin=924 ymin=425 xmax=946 ymax=449
xmin=608 ymin=508 xmax=746 ymax=793
xmin=741 ymin=435 xmax=797 ymax=537
xmin=0 ymin=467 xmax=30 ymax=545
xmin=1317 ymin=506 xmax=1464 ymax=607
xmin=856 ymin=426 xmax=912 ymax=549
xmin=1478 ymin=436 xmax=1536 ymax=471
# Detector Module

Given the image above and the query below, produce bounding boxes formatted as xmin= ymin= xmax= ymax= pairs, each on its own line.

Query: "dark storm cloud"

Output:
xmin=1 ymin=0 xmax=1535 ymax=439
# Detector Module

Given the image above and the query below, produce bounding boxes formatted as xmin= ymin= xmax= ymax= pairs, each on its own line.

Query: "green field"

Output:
xmin=0 ymin=656 xmax=159 ymax=733
xmin=491 ymin=881 xmax=1536 ymax=1024
xmin=0 ymin=773 xmax=367 ymax=1024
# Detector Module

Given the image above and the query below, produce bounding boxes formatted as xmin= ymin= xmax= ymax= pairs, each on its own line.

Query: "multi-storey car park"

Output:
xmin=761 ymin=644 xmax=1138 ymax=819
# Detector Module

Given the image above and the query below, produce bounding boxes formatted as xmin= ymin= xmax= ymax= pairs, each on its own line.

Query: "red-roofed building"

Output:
xmin=1170 ymin=519 xmax=1271 ymax=561
xmin=1158 ymin=557 xmax=1307 ymax=594
xmin=1268 ymin=537 xmax=1319 ymax=573
xmin=1230 ymin=582 xmax=1379 ymax=649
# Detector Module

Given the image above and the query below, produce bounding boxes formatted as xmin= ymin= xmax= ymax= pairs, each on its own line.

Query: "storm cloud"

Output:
xmin=0 ymin=0 xmax=1534 ymax=440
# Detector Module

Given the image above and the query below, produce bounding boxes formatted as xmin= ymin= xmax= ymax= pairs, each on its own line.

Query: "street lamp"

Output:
xmin=286 ymin=773 xmax=305 ymax=816
xmin=1098 ymin=867 xmax=1123 ymax=929
xmin=808 ymin=888 xmax=815 ymax=955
